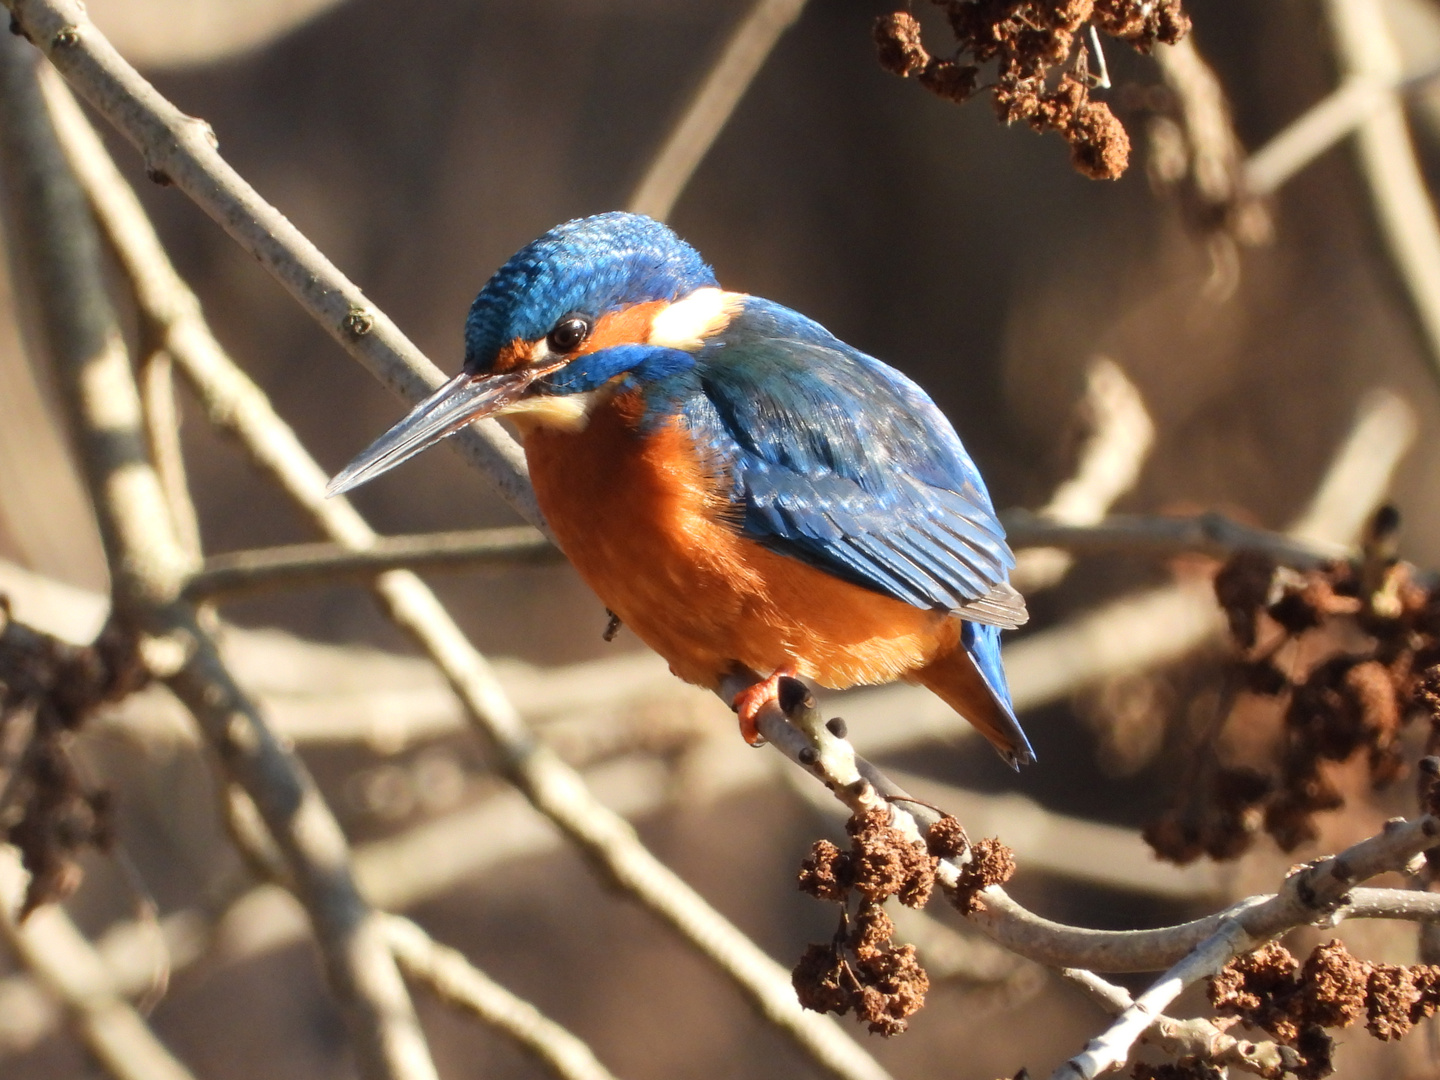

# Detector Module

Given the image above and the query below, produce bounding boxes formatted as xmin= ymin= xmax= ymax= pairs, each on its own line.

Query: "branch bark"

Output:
xmin=0 ymin=32 xmax=438 ymax=1080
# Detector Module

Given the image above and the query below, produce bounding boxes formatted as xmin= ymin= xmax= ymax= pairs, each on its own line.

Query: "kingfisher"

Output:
xmin=328 ymin=213 xmax=1035 ymax=767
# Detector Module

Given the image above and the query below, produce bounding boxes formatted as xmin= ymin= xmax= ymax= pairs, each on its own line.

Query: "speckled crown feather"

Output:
xmin=462 ymin=212 xmax=718 ymax=373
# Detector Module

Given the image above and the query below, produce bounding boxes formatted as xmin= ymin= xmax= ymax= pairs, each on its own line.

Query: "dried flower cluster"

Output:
xmin=793 ymin=807 xmax=1014 ymax=1035
xmin=1145 ymin=522 xmax=1440 ymax=863
xmin=0 ymin=601 xmax=143 ymax=914
xmin=1209 ymin=939 xmax=1440 ymax=1078
xmin=872 ymin=1 xmax=1191 ymax=180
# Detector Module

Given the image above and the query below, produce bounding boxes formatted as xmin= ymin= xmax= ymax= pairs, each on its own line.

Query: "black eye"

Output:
xmin=547 ymin=315 xmax=590 ymax=353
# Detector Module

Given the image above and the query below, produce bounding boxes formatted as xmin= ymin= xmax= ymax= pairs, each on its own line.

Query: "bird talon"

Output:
xmin=730 ymin=668 xmax=796 ymax=746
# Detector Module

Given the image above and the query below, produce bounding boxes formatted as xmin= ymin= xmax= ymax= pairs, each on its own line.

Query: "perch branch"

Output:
xmin=41 ymin=58 xmax=893 ymax=1080
xmin=627 ymin=0 xmax=808 ymax=221
xmin=0 ymin=35 xmax=438 ymax=1080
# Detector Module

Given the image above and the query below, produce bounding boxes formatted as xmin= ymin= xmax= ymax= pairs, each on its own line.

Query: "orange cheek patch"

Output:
xmin=578 ymin=301 xmax=669 ymax=356
xmin=491 ymin=339 xmax=534 ymax=374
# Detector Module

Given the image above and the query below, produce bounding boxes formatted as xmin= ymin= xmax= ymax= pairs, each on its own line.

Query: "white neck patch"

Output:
xmin=501 ymin=390 xmax=601 ymax=436
xmin=647 ymin=288 xmax=745 ymax=351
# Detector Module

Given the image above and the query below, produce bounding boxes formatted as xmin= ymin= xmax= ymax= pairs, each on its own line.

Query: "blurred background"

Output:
xmin=5 ymin=0 xmax=1440 ymax=1077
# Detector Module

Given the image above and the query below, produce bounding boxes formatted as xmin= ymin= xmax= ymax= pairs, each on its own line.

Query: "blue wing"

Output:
xmin=678 ymin=298 xmax=1026 ymax=629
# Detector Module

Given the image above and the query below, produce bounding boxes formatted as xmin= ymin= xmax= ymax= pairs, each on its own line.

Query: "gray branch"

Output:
xmin=0 ymin=32 xmax=438 ymax=1080
xmin=4 ymin=0 xmax=541 ymax=527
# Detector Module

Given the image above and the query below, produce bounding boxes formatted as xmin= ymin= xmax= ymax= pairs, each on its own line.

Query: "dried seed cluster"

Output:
xmin=1146 ymin=532 xmax=1440 ymax=863
xmin=1209 ymin=939 xmax=1440 ymax=1078
xmin=0 ymin=602 xmax=143 ymax=914
xmin=794 ymin=809 xmax=1011 ymax=1035
xmin=872 ymin=1 xmax=1191 ymax=180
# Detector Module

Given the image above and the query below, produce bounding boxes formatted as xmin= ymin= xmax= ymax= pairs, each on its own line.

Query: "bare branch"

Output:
xmin=1245 ymin=76 xmax=1389 ymax=196
xmin=185 ymin=526 xmax=559 ymax=600
xmin=1058 ymin=967 xmax=1293 ymax=1077
xmin=1322 ymin=0 xmax=1440 ymax=390
xmin=0 ymin=849 xmax=199 ymax=1080
xmin=0 ymin=34 xmax=438 ymax=1080
xmin=1244 ymin=60 xmax=1440 ymax=197
xmin=627 ymin=0 xmax=808 ymax=221
xmin=7 ymin=0 xmax=540 ymax=526
xmin=1004 ymin=509 xmax=1345 ymax=568
xmin=1150 ymin=36 xmax=1272 ymax=255
xmin=137 ymin=348 xmax=202 ymax=562
xmin=1011 ymin=358 xmax=1155 ymax=593
xmin=383 ymin=915 xmax=622 ymax=1080
xmin=1050 ymin=815 xmax=1440 ymax=1077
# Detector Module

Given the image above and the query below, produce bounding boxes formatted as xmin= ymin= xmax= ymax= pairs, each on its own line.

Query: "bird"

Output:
xmin=328 ymin=212 xmax=1035 ymax=767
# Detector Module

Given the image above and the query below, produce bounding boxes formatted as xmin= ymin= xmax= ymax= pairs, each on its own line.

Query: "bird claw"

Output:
xmin=730 ymin=667 xmax=796 ymax=746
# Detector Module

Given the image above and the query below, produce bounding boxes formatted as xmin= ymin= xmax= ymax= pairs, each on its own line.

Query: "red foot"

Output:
xmin=730 ymin=667 xmax=796 ymax=746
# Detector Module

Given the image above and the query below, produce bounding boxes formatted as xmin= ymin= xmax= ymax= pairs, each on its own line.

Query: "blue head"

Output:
xmin=328 ymin=212 xmax=728 ymax=495
xmin=462 ymin=212 xmax=716 ymax=374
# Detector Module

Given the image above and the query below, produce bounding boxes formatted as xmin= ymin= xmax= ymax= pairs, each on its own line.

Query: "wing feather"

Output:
xmin=681 ymin=298 xmax=1027 ymax=628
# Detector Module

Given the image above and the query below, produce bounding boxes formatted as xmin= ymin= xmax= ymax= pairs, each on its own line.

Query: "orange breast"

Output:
xmin=521 ymin=391 xmax=958 ymax=691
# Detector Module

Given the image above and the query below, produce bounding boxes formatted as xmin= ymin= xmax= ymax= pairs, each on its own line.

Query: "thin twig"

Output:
xmin=1322 ymin=0 xmax=1440 ymax=390
xmin=1053 ymin=919 xmax=1254 ymax=1080
xmin=40 ymin=57 xmax=893 ymax=1080
xmin=1243 ymin=60 xmax=1440 ymax=197
xmin=138 ymin=348 xmax=202 ymax=562
xmin=383 ymin=915 xmax=623 ymax=1080
xmin=0 ymin=849 xmax=199 ymax=1080
xmin=1005 ymin=509 xmax=1344 ymax=567
xmin=185 ymin=526 xmax=559 ymax=599
xmin=1049 ymin=815 xmax=1440 ymax=1078
xmin=627 ymin=0 xmax=808 ymax=221
xmin=0 ymin=36 xmax=438 ymax=1080
xmin=1244 ymin=76 xmax=1388 ymax=196
xmin=1010 ymin=358 xmax=1155 ymax=593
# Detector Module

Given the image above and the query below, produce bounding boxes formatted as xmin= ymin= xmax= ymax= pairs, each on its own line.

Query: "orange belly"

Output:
xmin=521 ymin=392 xmax=958 ymax=691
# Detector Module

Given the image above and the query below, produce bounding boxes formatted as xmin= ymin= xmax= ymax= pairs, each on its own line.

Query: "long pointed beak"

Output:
xmin=326 ymin=369 xmax=535 ymax=497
